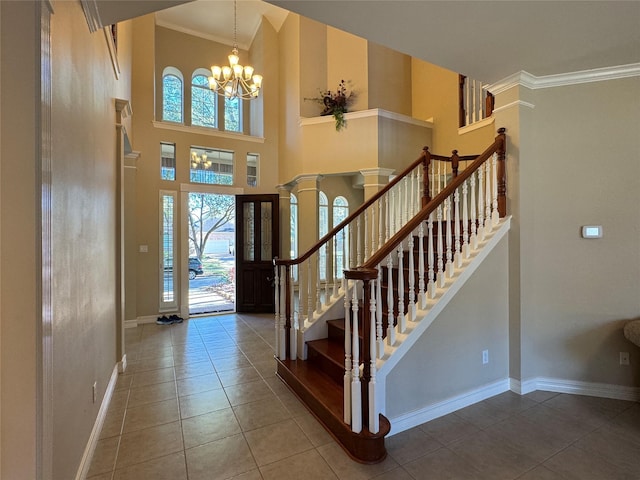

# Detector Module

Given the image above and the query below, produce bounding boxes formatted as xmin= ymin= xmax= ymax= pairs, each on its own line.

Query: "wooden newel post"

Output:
xmin=496 ymin=127 xmax=507 ymax=217
xmin=360 ymin=276 xmax=372 ymax=430
xmin=284 ymin=263 xmax=292 ymax=358
xmin=422 ymin=146 xmax=431 ymax=207
xmin=451 ymin=150 xmax=460 ymax=178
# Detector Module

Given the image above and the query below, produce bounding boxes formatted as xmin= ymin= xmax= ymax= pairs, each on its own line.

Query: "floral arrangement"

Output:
xmin=306 ymin=80 xmax=355 ymax=131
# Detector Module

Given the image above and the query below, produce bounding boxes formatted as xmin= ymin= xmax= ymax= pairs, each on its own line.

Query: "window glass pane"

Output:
xmin=161 ymin=193 xmax=176 ymax=307
xmin=160 ymin=143 xmax=176 ymax=181
xmin=243 ymin=202 xmax=255 ymax=261
xmin=247 ymin=153 xmax=258 ymax=187
xmin=225 ymin=95 xmax=241 ymax=132
xmin=190 ymin=146 xmax=234 ymax=185
xmin=191 ymin=75 xmax=217 ymax=128
xmin=163 ymin=74 xmax=182 ymax=123
xmin=290 ymin=194 xmax=298 ymax=280
xmin=260 ymin=202 xmax=273 ymax=261
xmin=319 ymin=192 xmax=328 ymax=281
xmin=333 ymin=196 xmax=349 ymax=279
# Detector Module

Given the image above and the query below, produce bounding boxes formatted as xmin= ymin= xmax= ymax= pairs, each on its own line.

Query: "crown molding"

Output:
xmin=80 ymin=0 xmax=103 ymax=33
xmin=487 ymin=63 xmax=640 ymax=95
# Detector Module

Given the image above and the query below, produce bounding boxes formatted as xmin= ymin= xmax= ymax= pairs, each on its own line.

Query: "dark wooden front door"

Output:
xmin=235 ymin=194 xmax=279 ymax=313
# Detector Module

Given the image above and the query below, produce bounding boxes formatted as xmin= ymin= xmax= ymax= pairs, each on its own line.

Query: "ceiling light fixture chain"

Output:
xmin=208 ymin=0 xmax=263 ymax=100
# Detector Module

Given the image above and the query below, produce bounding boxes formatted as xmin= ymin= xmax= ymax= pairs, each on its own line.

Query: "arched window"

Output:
xmin=333 ymin=196 xmax=349 ymax=279
xmin=225 ymin=94 xmax=242 ymax=132
xmin=319 ymin=192 xmax=329 ymax=281
xmin=191 ymin=70 xmax=217 ymax=128
xmin=162 ymin=67 xmax=183 ymax=123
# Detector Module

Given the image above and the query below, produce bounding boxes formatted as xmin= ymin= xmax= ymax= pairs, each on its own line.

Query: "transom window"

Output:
xmin=190 ymin=146 xmax=234 ymax=185
xmin=191 ymin=72 xmax=217 ymax=128
xmin=247 ymin=153 xmax=259 ymax=187
xmin=160 ymin=142 xmax=176 ymax=181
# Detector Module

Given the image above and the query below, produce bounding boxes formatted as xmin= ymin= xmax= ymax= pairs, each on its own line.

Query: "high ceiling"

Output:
xmin=103 ymin=0 xmax=640 ymax=83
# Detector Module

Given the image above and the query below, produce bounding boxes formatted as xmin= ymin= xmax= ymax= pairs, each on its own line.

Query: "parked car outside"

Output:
xmin=189 ymin=257 xmax=204 ymax=279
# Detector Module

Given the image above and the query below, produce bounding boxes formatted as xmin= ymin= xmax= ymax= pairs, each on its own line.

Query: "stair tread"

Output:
xmin=307 ymin=338 xmax=346 ymax=364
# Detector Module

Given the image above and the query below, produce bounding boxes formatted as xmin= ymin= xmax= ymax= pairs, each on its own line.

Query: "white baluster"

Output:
xmin=462 ymin=180 xmax=470 ymax=258
xmin=332 ymin=235 xmax=339 ymax=298
xmin=370 ymin=204 xmax=376 ymax=257
xmin=427 ymin=211 xmax=436 ymax=299
xmin=274 ymin=264 xmax=281 ymax=358
xmin=454 ymin=187 xmax=462 ymax=268
xmin=390 ymin=189 xmax=395 ymax=237
xmin=316 ymin=252 xmax=322 ymax=313
xmin=290 ymin=268 xmax=297 ymax=359
xmin=384 ymin=193 xmax=390 ymax=242
xmin=470 ymin=173 xmax=478 ymax=250
xmin=408 ymin=232 xmax=416 ymax=321
xmin=343 ymin=280 xmax=352 ymax=424
xmin=445 ymin=196 xmax=454 ymax=278
xmin=386 ymin=255 xmax=395 ymax=346
xmin=397 ymin=242 xmax=405 ymax=333
xmin=364 ymin=210 xmax=369 ymax=261
xmin=418 ymin=221 xmax=426 ymax=308
xmin=350 ymin=285 xmax=362 ymax=433
xmin=341 ymin=229 xmax=347 ymax=294
xmin=403 ymin=176 xmax=409 ymax=225
xmin=436 ymin=204 xmax=445 ymax=288
xmin=477 ymin=166 xmax=485 ymax=242
xmin=491 ymin=153 xmax=500 ymax=226
xmin=368 ymin=279 xmax=378 ymax=434
xmin=356 ymin=215 xmax=362 ymax=266
xmin=376 ymin=266 xmax=383 ymax=359
xmin=378 ymin=197 xmax=384 ymax=249
xmin=325 ymin=252 xmax=331 ymax=309
xmin=307 ymin=260 xmax=314 ymax=322
xmin=485 ymin=161 xmax=492 ymax=234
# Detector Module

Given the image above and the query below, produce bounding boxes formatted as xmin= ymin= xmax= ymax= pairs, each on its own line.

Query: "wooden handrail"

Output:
xmin=350 ymin=128 xmax=506 ymax=278
xmin=275 ymin=148 xmax=432 ymax=267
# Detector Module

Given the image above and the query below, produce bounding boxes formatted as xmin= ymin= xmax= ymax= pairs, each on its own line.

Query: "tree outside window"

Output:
xmin=162 ymin=73 xmax=183 ymax=123
xmin=192 ymin=74 xmax=217 ymax=128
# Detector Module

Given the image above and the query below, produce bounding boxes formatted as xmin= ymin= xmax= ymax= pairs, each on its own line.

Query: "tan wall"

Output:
xmin=506 ymin=78 xmax=640 ymax=385
xmin=412 ymin=59 xmax=494 ymax=155
xmin=131 ymin=16 xmax=279 ymax=320
xmin=387 ymin=235 xmax=510 ymax=417
xmin=1 ymin=2 xmax=39 ymax=476
xmin=327 ymin=27 xmax=368 ymax=113
xmin=1 ymin=1 xmax=133 ymax=477
xmin=368 ymin=42 xmax=412 ymax=115
xmin=50 ymin=4 xmax=133 ymax=478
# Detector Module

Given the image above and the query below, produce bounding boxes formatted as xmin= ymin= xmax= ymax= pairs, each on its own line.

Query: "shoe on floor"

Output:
xmin=156 ymin=315 xmax=173 ymax=325
xmin=169 ymin=314 xmax=183 ymax=324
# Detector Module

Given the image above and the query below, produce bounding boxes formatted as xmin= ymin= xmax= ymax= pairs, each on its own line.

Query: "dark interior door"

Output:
xmin=235 ymin=194 xmax=279 ymax=313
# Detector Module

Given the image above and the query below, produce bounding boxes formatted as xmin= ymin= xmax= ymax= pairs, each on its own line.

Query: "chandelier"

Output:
xmin=191 ymin=151 xmax=211 ymax=169
xmin=208 ymin=0 xmax=263 ymax=100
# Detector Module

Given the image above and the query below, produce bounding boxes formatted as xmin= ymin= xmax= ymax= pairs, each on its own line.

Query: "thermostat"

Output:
xmin=581 ymin=226 xmax=602 ymax=239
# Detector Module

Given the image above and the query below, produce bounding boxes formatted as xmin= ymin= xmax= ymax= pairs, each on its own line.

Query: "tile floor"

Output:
xmin=87 ymin=313 xmax=640 ymax=480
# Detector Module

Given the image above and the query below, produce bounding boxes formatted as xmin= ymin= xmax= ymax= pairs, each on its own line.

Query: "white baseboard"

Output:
xmin=389 ymin=375 xmax=640 ymax=436
xmin=513 ymin=376 xmax=640 ymax=402
xmin=118 ymin=354 xmax=127 ymax=374
xmin=388 ymin=378 xmax=510 ymax=435
xmin=74 ymin=365 xmax=119 ymax=480
xmin=125 ymin=315 xmax=158 ymax=328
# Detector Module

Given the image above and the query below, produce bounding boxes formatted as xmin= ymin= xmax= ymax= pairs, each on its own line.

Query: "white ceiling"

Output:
xmin=154 ymin=0 xmax=290 ymax=50
xmin=107 ymin=0 xmax=640 ymax=83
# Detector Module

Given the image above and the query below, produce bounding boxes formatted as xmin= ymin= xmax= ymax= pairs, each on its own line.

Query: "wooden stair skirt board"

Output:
xmin=276 ymin=357 xmax=391 ymax=464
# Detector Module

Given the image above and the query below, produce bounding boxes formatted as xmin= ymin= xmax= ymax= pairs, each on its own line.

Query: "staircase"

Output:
xmin=274 ymin=129 xmax=507 ymax=463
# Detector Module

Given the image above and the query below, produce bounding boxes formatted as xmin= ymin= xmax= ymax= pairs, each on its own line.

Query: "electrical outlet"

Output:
xmin=92 ymin=381 xmax=97 ymax=403
xmin=620 ymin=352 xmax=630 ymax=366
xmin=482 ymin=350 xmax=489 ymax=365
